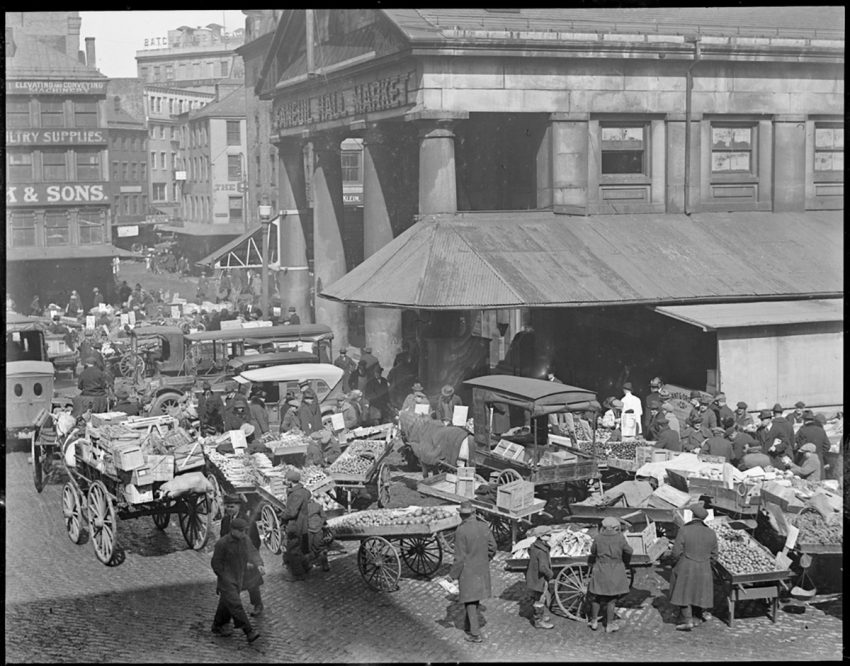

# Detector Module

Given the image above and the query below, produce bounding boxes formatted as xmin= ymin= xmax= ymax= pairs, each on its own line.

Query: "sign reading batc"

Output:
xmin=273 ymin=71 xmax=413 ymax=132
xmin=6 ymin=129 xmax=106 ymax=145
xmin=6 ymin=79 xmax=107 ymax=95
xmin=6 ymin=183 xmax=109 ymax=206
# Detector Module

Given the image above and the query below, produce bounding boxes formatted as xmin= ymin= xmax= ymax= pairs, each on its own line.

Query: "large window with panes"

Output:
xmin=600 ymin=123 xmax=649 ymax=178
xmin=40 ymin=99 xmax=65 ymax=127
xmin=229 ymin=196 xmax=243 ymax=223
xmin=153 ymin=183 xmax=167 ymax=201
xmin=76 ymin=150 xmax=101 ymax=181
xmin=74 ymin=100 xmax=98 ymax=127
xmin=711 ymin=123 xmax=756 ymax=176
xmin=814 ymin=123 xmax=844 ymax=176
xmin=78 ymin=210 xmax=105 ymax=244
xmin=7 ymin=151 xmax=33 ymax=182
xmin=228 ymin=154 xmax=242 ymax=180
xmin=42 ymin=150 xmax=68 ymax=181
xmin=10 ymin=212 xmax=37 ymax=247
xmin=6 ymin=98 xmax=30 ymax=128
xmin=341 ymin=150 xmax=361 ymax=183
xmin=226 ymin=121 xmax=241 ymax=146
xmin=44 ymin=211 xmax=70 ymax=246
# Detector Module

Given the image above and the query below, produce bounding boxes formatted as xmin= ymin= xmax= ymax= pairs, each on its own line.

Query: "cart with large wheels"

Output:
xmin=325 ymin=507 xmax=462 ymax=592
xmin=505 ymin=536 xmax=669 ymax=620
xmin=327 ymin=435 xmax=396 ymax=510
xmin=60 ymin=429 xmax=213 ymax=565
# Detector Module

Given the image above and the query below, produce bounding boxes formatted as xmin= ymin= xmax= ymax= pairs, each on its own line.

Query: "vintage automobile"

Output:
xmin=184 ymin=323 xmax=334 ymax=365
xmin=236 ymin=363 xmax=345 ymax=431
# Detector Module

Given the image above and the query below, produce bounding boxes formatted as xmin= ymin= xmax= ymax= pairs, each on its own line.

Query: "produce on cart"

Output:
xmin=325 ymin=506 xmax=461 ymax=592
xmin=327 ymin=437 xmax=395 ymax=508
xmin=568 ymin=479 xmax=686 ymax=533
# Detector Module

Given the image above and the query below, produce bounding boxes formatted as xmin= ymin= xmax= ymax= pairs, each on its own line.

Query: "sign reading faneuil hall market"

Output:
xmin=273 ymin=71 xmax=413 ymax=132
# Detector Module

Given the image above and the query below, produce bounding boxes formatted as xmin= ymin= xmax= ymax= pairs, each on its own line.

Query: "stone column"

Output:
xmin=362 ymin=123 xmax=404 ymax=371
xmin=417 ymin=119 xmax=458 ymax=215
xmin=276 ymin=138 xmax=311 ymax=321
xmin=311 ymin=133 xmax=349 ymax=350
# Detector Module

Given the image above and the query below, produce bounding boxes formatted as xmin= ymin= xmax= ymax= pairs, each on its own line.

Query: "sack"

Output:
xmin=158 ymin=471 xmax=212 ymax=498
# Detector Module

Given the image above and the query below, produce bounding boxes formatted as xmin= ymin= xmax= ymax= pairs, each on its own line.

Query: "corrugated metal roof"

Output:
xmin=5 ymin=33 xmax=107 ymax=78
xmin=655 ymin=299 xmax=843 ymax=331
xmin=384 ymin=7 xmax=845 ymax=40
xmin=320 ymin=210 xmax=843 ymax=310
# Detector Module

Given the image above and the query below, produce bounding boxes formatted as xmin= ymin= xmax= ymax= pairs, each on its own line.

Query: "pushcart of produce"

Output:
xmin=60 ymin=417 xmax=212 ymax=565
xmin=710 ymin=521 xmax=793 ymax=626
xmin=504 ymin=527 xmax=669 ymax=620
xmin=463 ymin=376 xmax=602 ymax=505
xmin=565 ymin=502 xmax=680 ymax=536
xmin=327 ymin=434 xmax=396 ymax=510
xmin=326 ymin=506 xmax=461 ymax=592
xmin=416 ymin=471 xmax=547 ymax=548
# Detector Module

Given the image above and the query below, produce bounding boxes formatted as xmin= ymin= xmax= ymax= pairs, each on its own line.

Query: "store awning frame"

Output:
xmin=654 ymin=298 xmax=844 ymax=331
xmin=196 ymin=218 xmax=280 ymax=269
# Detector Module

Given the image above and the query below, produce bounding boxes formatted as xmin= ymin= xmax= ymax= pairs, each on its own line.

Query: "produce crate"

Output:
xmin=124 ymin=483 xmax=154 ymax=505
xmin=492 ymin=439 xmax=530 ymax=463
xmin=797 ymin=542 xmax=842 ymax=555
xmin=714 ymin=531 xmax=793 ymax=584
xmin=497 ymin=480 xmax=535 ymax=511
xmin=130 ymin=465 xmax=153 ymax=486
xmin=712 ymin=484 xmax=761 ymax=515
xmin=327 ymin=512 xmax=462 ymax=538
xmin=635 ymin=445 xmax=657 ymax=468
xmin=91 ymin=412 xmax=129 ymax=428
xmin=530 ymin=450 xmax=597 ymax=485
xmin=698 ymin=453 xmax=726 ymax=464
xmin=455 ymin=478 xmax=476 ymax=498
xmin=112 ymin=443 xmax=145 ymax=471
xmin=457 ymin=465 xmax=476 ymax=480
xmin=146 ymin=454 xmax=175 ymax=482
xmin=625 ymin=520 xmax=657 ymax=556
xmin=417 ymin=473 xmax=484 ymax=503
xmin=607 ymin=456 xmax=639 ymax=472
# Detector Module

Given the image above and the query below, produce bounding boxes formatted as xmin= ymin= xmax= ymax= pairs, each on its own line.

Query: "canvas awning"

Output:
xmin=319 ymin=210 xmax=843 ymax=310
xmin=464 ymin=375 xmax=599 ymax=416
xmin=196 ymin=218 xmax=279 ymax=268
xmin=654 ymin=298 xmax=844 ymax=331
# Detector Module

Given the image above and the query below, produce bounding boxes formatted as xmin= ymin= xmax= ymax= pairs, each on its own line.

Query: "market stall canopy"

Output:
xmin=196 ymin=220 xmax=279 ymax=269
xmin=654 ymin=298 xmax=844 ymax=331
xmin=465 ymin=375 xmax=599 ymax=417
xmin=185 ymin=323 xmax=333 ymax=343
xmin=7 ymin=245 xmax=137 ymax=261
xmin=319 ymin=210 xmax=843 ymax=310
xmin=157 ymin=223 xmax=246 ymax=237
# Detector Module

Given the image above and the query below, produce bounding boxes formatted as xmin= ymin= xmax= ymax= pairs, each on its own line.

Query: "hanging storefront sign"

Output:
xmin=6 ymin=79 xmax=107 ymax=95
xmin=6 ymin=182 xmax=108 ymax=206
xmin=5 ymin=129 xmax=107 ymax=145
xmin=116 ymin=225 xmax=140 ymax=238
xmin=272 ymin=69 xmax=414 ymax=132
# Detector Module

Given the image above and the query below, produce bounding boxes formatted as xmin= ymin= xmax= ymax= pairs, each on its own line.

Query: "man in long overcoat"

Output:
xmin=281 ymin=469 xmax=312 ymax=580
xmin=210 ymin=518 xmax=261 ymax=642
xmin=668 ymin=504 xmax=718 ymax=631
xmin=446 ymin=501 xmax=497 ymax=643
xmin=297 ymin=388 xmax=323 ymax=435
xmin=794 ymin=410 xmax=831 ymax=474
xmin=220 ymin=495 xmax=265 ymax=616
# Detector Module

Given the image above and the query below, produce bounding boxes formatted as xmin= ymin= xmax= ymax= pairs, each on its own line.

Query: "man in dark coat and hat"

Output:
xmin=281 ymin=469 xmax=312 ymax=580
xmin=436 ymin=385 xmax=463 ymax=424
xmin=653 ymin=415 xmax=681 ymax=452
xmin=198 ymin=382 xmax=225 ymax=435
xmin=787 ymin=400 xmax=807 ymax=426
xmin=220 ymin=495 xmax=265 ymax=617
xmin=524 ymin=527 xmax=555 ymax=630
xmin=702 ymin=426 xmax=734 ymax=461
xmin=755 ymin=409 xmax=774 ymax=452
xmin=794 ymin=410 xmax=831 ymax=473
xmin=668 ymin=504 xmax=718 ymax=631
xmin=587 ymin=516 xmax=633 ymax=633
xmin=711 ymin=393 xmax=735 ymax=430
xmin=333 ymin=348 xmax=357 ymax=390
xmin=764 ymin=403 xmax=795 ymax=461
xmin=210 ymin=517 xmax=261 ymax=642
xmin=734 ymin=401 xmax=754 ymax=429
xmin=445 ymin=500 xmax=497 ymax=643
xmin=297 ymin=387 xmax=323 ymax=435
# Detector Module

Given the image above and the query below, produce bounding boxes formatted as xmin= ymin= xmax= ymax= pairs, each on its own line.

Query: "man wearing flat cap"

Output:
xmin=653 ymin=414 xmax=682 ymax=452
xmin=711 ymin=393 xmax=735 ymax=430
xmin=333 ymin=348 xmax=357 ymax=390
xmin=620 ymin=382 xmax=642 ymax=438
xmin=794 ymin=410 xmax=830 ymax=475
xmin=644 ymin=377 xmax=664 ymax=434
xmin=297 ymin=387 xmax=323 ymax=436
xmin=725 ymin=426 xmax=756 ymax=467
xmin=693 ymin=395 xmax=718 ymax=432
xmin=734 ymin=401 xmax=753 ymax=430
xmin=784 ymin=443 xmax=821 ymax=481
xmin=701 ymin=426 xmax=733 ymax=461
xmin=787 ymin=401 xmax=807 ymax=426
xmin=762 ymin=403 xmax=795 ymax=463
xmin=281 ymin=469 xmax=312 ymax=581
xmin=668 ymin=504 xmax=718 ymax=631
xmin=437 ymin=385 xmax=463 ymax=424
xmin=445 ymin=500 xmax=497 ymax=643
xmin=210 ymin=517 xmax=261 ymax=642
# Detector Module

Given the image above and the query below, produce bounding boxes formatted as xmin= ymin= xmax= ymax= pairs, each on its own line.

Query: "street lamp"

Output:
xmin=258 ymin=200 xmax=273 ymax=320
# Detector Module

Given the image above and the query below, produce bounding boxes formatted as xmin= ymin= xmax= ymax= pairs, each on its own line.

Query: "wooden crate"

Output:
xmin=124 ymin=483 xmax=154 ymax=504
xmin=131 ymin=465 xmax=153 ymax=486
xmin=497 ymin=480 xmax=535 ymax=511
xmin=492 ymin=439 xmax=530 ymax=463
xmin=455 ymin=478 xmax=476 ymax=498
xmin=146 ymin=454 xmax=174 ymax=482
xmin=457 ymin=465 xmax=476 ymax=480
xmin=635 ymin=445 xmax=656 ymax=467
xmin=112 ymin=443 xmax=145 ymax=471
xmin=625 ymin=521 xmax=657 ymax=556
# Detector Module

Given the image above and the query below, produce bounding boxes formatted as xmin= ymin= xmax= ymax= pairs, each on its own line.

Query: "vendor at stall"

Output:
xmin=248 ymin=388 xmax=270 ymax=436
xmin=198 ymin=382 xmax=225 ymax=435
xmin=112 ymin=387 xmax=141 ymax=416
xmin=667 ymin=504 xmax=718 ymax=631
xmin=755 ymin=409 xmax=774 ymax=451
xmin=764 ymin=403 xmax=795 ymax=462
xmin=338 ymin=393 xmax=362 ymax=430
xmin=279 ymin=396 xmax=302 ymax=434
xmin=73 ymin=357 xmax=111 ymax=417
xmin=281 ymin=469 xmax=311 ymax=581
xmin=653 ymin=415 xmax=681 ymax=452
xmin=679 ymin=415 xmax=707 ymax=453
xmin=726 ymin=426 xmax=756 ymax=466
xmin=401 ymin=382 xmax=432 ymax=415
xmin=436 ymin=385 xmax=463 ymax=424
xmin=661 ymin=402 xmax=680 ymax=435
xmin=702 ymin=426 xmax=734 ymax=461
xmin=645 ymin=400 xmax=663 ymax=442
xmin=794 ymin=410 xmax=831 ymax=473
xmin=711 ymin=393 xmax=735 ymax=430
xmin=587 ymin=517 xmax=633 ymax=634
xmin=734 ymin=402 xmax=754 ymax=430
xmin=694 ymin=395 xmax=718 ymax=431
xmin=738 ymin=442 xmax=772 ymax=472
xmin=784 ymin=442 xmax=821 ymax=481
xmin=306 ymin=430 xmax=328 ymax=467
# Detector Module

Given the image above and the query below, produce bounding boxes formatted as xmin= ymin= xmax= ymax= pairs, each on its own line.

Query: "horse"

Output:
xmin=397 ymin=410 xmax=471 ymax=478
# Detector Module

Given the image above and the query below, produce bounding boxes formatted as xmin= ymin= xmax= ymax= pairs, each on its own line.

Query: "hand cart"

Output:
xmin=416 ymin=471 xmax=548 ymax=548
xmin=326 ymin=509 xmax=462 ymax=592
xmin=505 ymin=533 xmax=670 ymax=620
xmin=565 ymin=502 xmax=680 ymax=538
xmin=327 ymin=434 xmax=396 ymax=510
xmin=60 ymin=427 xmax=212 ymax=566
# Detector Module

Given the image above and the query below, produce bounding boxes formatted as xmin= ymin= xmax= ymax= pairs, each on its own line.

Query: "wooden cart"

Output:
xmin=416 ymin=472 xmax=548 ymax=548
xmin=327 ymin=436 xmax=396 ymax=510
xmin=505 ymin=535 xmax=670 ymax=620
xmin=60 ymin=428 xmax=212 ymax=565
xmin=326 ymin=510 xmax=462 ymax=592
xmin=565 ymin=502 xmax=680 ymax=538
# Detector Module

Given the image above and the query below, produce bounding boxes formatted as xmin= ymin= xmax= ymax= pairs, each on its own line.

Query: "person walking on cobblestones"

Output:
xmin=210 ymin=518 xmax=261 ymax=642
xmin=281 ymin=469 xmax=312 ymax=581
xmin=220 ymin=495 xmax=265 ymax=617
xmin=587 ymin=517 xmax=633 ymax=633
xmin=445 ymin=501 xmax=497 ymax=643
xmin=667 ymin=504 xmax=718 ymax=632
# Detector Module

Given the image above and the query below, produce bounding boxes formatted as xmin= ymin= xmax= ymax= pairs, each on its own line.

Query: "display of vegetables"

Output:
xmin=511 ymin=528 xmax=594 ymax=559
xmin=346 ymin=439 xmax=388 ymax=459
xmin=272 ymin=431 xmax=314 ymax=449
xmin=710 ymin=523 xmax=777 ymax=575
xmin=794 ymin=510 xmax=843 ymax=546
xmin=205 ymin=448 xmax=256 ymax=487
xmin=574 ymin=440 xmax=610 ymax=458
xmin=327 ymin=506 xmax=458 ymax=534
xmin=327 ymin=454 xmax=374 ymax=477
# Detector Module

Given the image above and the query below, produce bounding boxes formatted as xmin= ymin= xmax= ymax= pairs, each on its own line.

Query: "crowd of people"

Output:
xmin=595 ymin=376 xmax=836 ymax=480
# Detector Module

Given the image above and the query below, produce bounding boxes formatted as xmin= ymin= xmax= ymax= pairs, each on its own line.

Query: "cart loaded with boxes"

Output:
xmin=504 ymin=514 xmax=669 ymax=621
xmin=60 ymin=413 xmax=213 ymax=565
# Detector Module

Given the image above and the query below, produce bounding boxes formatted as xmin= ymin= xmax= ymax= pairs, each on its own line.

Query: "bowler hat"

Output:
xmin=736 ymin=401 xmax=748 ymax=410
xmin=230 ymin=518 xmax=248 ymax=531
xmin=441 ymin=385 xmax=455 ymax=397
xmin=622 ymin=382 xmax=633 ymax=391
xmin=800 ymin=443 xmax=817 ymax=453
xmin=458 ymin=500 xmax=474 ymax=515
xmin=655 ymin=414 xmax=668 ymax=425
xmin=802 ymin=409 xmax=815 ymax=421
xmin=412 ymin=382 xmax=424 ymax=392
xmin=794 ymin=401 xmax=806 ymax=409
xmin=772 ymin=403 xmax=783 ymax=413
xmin=759 ymin=409 xmax=772 ymax=420
xmin=690 ymin=504 xmax=708 ymax=520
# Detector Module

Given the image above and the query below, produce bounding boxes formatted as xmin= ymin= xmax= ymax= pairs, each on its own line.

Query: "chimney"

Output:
xmin=114 ymin=96 xmax=122 ymax=112
xmin=85 ymin=37 xmax=96 ymax=69
xmin=214 ymin=83 xmax=220 ymax=101
xmin=67 ymin=15 xmax=82 ymax=60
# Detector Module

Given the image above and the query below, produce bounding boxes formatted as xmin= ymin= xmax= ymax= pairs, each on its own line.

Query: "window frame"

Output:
xmin=341 ymin=150 xmax=361 ymax=183
xmin=75 ymin=149 xmax=102 ymax=181
xmin=228 ymin=195 xmax=244 ymax=223
xmin=7 ymin=151 xmax=34 ymax=182
xmin=710 ymin=122 xmax=758 ymax=180
xmin=44 ymin=211 xmax=71 ymax=246
xmin=599 ymin=122 xmax=650 ymax=182
xmin=813 ymin=122 xmax=844 ymax=180
xmin=10 ymin=211 xmax=37 ymax=247
xmin=6 ymin=98 xmax=31 ymax=128
xmin=42 ymin=149 xmax=68 ymax=181
xmin=153 ymin=182 xmax=167 ymax=202
xmin=226 ymin=120 xmax=241 ymax=146
xmin=40 ymin=99 xmax=65 ymax=128
xmin=73 ymin=99 xmax=98 ymax=128
xmin=227 ymin=154 xmax=242 ymax=181
xmin=79 ymin=210 xmax=105 ymax=244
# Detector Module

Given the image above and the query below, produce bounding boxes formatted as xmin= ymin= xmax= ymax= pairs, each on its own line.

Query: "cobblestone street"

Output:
xmin=5 ymin=452 xmax=843 ymax=663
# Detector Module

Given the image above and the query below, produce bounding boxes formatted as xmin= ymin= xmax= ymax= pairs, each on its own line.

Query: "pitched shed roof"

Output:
xmin=188 ymin=85 xmax=246 ymax=120
xmin=655 ymin=299 xmax=844 ymax=331
xmin=320 ymin=210 xmax=843 ymax=310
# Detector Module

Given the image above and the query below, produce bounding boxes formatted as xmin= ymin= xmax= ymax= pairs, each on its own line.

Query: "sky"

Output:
xmin=79 ymin=10 xmax=246 ymax=79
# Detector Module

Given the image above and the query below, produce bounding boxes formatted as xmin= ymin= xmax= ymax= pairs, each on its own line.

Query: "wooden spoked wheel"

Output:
xmin=257 ymin=502 xmax=282 ymax=554
xmin=487 ymin=515 xmax=512 ymax=547
xmin=118 ymin=352 xmax=145 ymax=379
xmin=377 ymin=463 xmax=392 ymax=508
xmin=438 ymin=529 xmax=456 ymax=556
xmin=32 ymin=432 xmax=47 ymax=493
xmin=87 ymin=481 xmax=117 ymax=565
xmin=152 ymin=510 xmax=170 ymax=530
xmin=357 ymin=536 xmax=401 ymax=592
xmin=62 ymin=482 xmax=85 ymax=544
xmin=178 ymin=493 xmax=211 ymax=550
xmin=206 ymin=473 xmax=223 ymax=521
xmin=554 ymin=564 xmax=589 ymax=620
xmin=399 ymin=535 xmax=443 ymax=577
xmin=497 ymin=468 xmax=523 ymax=486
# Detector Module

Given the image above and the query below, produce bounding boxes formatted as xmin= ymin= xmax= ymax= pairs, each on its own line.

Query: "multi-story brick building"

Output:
xmin=5 ymin=20 xmax=132 ymax=309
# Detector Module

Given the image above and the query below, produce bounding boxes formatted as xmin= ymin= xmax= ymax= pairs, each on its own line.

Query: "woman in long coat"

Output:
xmin=587 ymin=517 xmax=633 ymax=633
xmin=446 ymin=501 xmax=497 ymax=643
xmin=668 ymin=504 xmax=718 ymax=631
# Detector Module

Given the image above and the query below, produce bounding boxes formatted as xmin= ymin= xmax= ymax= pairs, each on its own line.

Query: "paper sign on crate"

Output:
xmin=414 ymin=403 xmax=430 ymax=416
xmin=784 ymin=525 xmax=799 ymax=551
xmin=229 ymin=429 xmax=248 ymax=451
xmin=452 ymin=405 xmax=469 ymax=426
xmin=85 ymin=315 xmax=96 ymax=330
xmin=330 ymin=413 xmax=346 ymax=432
